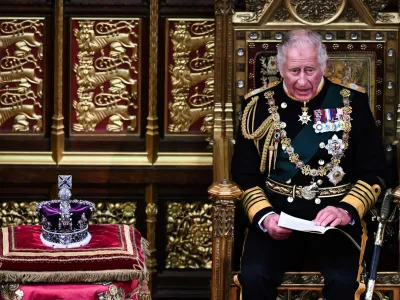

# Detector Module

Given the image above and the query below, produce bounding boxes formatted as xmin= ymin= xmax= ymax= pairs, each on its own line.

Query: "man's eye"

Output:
xmin=291 ymin=69 xmax=299 ymax=74
xmin=305 ymin=68 xmax=314 ymax=74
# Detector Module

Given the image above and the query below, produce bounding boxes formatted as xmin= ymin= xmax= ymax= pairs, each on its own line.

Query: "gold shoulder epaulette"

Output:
xmin=328 ymin=77 xmax=366 ymax=93
xmin=244 ymin=80 xmax=281 ymax=100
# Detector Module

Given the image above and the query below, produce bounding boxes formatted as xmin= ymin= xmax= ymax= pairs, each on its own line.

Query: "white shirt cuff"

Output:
xmin=258 ymin=212 xmax=276 ymax=232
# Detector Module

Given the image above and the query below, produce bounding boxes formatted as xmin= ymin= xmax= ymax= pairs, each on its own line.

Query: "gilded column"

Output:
xmin=213 ymin=0 xmax=235 ymax=181
xmin=209 ymin=1 xmax=240 ymax=299
xmin=209 ymin=182 xmax=241 ymax=300
xmin=51 ymin=0 xmax=65 ymax=163
xmin=145 ymin=184 xmax=158 ymax=294
xmin=146 ymin=0 xmax=160 ymax=163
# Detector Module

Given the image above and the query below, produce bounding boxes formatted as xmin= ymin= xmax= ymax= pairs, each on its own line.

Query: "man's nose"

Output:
xmin=297 ymin=71 xmax=307 ymax=85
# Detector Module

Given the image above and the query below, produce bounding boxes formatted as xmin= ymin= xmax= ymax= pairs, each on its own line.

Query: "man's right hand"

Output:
xmin=263 ymin=214 xmax=292 ymax=240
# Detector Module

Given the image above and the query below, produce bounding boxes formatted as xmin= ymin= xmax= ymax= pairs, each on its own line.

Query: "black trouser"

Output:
xmin=237 ymin=222 xmax=366 ymax=300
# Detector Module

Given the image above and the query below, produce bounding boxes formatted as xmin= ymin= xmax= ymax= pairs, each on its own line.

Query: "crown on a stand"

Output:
xmin=35 ymin=175 xmax=95 ymax=248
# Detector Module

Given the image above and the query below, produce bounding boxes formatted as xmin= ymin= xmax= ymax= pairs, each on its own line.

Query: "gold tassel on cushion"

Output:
xmin=138 ymin=280 xmax=152 ymax=300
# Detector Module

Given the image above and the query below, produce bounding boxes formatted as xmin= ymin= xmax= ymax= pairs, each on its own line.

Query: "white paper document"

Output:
xmin=278 ymin=212 xmax=361 ymax=250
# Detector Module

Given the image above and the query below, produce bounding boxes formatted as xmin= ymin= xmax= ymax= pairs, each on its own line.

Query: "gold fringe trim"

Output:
xmin=0 ymin=269 xmax=148 ymax=284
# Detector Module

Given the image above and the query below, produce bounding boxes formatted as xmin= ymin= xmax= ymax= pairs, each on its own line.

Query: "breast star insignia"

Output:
xmin=299 ymin=111 xmax=312 ymax=125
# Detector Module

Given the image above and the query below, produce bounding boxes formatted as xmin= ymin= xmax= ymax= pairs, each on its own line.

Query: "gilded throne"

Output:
xmin=209 ymin=0 xmax=400 ymax=299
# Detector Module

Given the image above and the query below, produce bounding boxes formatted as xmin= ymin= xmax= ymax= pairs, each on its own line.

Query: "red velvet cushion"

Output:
xmin=0 ymin=224 xmax=148 ymax=283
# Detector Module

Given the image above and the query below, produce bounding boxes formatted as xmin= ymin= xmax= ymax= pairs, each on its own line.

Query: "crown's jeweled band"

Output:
xmin=41 ymin=225 xmax=89 ymax=246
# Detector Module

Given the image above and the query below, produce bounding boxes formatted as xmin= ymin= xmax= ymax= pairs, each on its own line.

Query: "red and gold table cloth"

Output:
xmin=0 ymin=224 xmax=151 ymax=299
xmin=0 ymin=224 xmax=148 ymax=283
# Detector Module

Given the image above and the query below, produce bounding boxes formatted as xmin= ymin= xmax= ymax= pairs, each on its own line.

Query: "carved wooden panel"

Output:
xmin=0 ymin=18 xmax=44 ymax=135
xmin=166 ymin=201 xmax=212 ymax=269
xmin=70 ymin=18 xmax=141 ymax=135
xmin=165 ymin=19 xmax=215 ymax=135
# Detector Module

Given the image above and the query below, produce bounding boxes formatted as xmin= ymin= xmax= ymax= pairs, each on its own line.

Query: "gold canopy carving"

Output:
xmin=233 ymin=0 xmax=400 ymax=25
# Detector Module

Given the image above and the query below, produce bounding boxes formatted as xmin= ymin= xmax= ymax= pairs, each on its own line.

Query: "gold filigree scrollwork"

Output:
xmin=274 ymin=6 xmax=291 ymax=22
xmin=168 ymin=20 xmax=215 ymax=135
xmin=281 ymin=273 xmax=325 ymax=285
xmin=91 ymin=202 xmax=137 ymax=225
xmin=286 ymin=0 xmax=345 ymax=25
xmin=165 ymin=202 xmax=212 ymax=269
xmin=376 ymin=274 xmax=400 ymax=284
xmin=145 ymin=202 xmax=157 ymax=222
xmin=362 ymin=0 xmax=388 ymax=17
xmin=234 ymin=0 xmax=272 ymax=22
xmin=259 ymin=55 xmax=279 ymax=86
xmin=0 ymin=201 xmax=39 ymax=227
xmin=97 ymin=284 xmax=125 ymax=300
xmin=73 ymin=20 xmax=138 ymax=132
xmin=0 ymin=19 xmax=44 ymax=133
xmin=1 ymin=284 xmax=24 ymax=300
xmin=338 ymin=7 xmax=360 ymax=23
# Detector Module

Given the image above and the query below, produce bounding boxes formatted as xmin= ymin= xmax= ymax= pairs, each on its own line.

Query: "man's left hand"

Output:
xmin=314 ymin=206 xmax=352 ymax=227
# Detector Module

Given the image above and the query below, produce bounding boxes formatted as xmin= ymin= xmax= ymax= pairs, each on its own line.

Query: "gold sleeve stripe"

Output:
xmin=348 ymin=191 xmax=368 ymax=207
xmin=243 ymin=193 xmax=265 ymax=205
xmin=245 ymin=199 xmax=266 ymax=214
xmin=350 ymin=189 xmax=372 ymax=207
xmin=341 ymin=194 xmax=366 ymax=219
xmin=243 ymin=196 xmax=266 ymax=212
xmin=243 ymin=194 xmax=265 ymax=205
xmin=241 ymin=186 xmax=272 ymax=222
xmin=243 ymin=194 xmax=267 ymax=210
xmin=354 ymin=182 xmax=377 ymax=203
xmin=242 ymin=188 xmax=263 ymax=202
xmin=357 ymin=180 xmax=380 ymax=201
xmin=341 ymin=181 xmax=382 ymax=219
xmin=248 ymin=201 xmax=272 ymax=223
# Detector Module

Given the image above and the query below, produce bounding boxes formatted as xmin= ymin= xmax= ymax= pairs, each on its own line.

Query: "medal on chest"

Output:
xmin=299 ymin=101 xmax=312 ymax=125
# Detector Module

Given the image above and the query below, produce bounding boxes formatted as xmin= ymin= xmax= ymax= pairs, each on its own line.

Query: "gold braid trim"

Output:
xmin=241 ymin=91 xmax=279 ymax=174
xmin=0 ymin=269 xmax=148 ymax=284
xmin=341 ymin=180 xmax=381 ymax=219
xmin=242 ymin=187 xmax=272 ymax=222
xmin=241 ymin=96 xmax=273 ymax=140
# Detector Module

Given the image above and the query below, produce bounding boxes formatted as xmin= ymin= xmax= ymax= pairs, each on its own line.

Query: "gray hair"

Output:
xmin=276 ymin=29 xmax=328 ymax=72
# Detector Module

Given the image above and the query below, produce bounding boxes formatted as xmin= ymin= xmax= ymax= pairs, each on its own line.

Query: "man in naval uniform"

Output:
xmin=231 ymin=29 xmax=385 ymax=300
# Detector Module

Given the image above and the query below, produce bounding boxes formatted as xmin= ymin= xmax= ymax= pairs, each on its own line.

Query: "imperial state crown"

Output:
xmin=35 ymin=175 xmax=96 ymax=248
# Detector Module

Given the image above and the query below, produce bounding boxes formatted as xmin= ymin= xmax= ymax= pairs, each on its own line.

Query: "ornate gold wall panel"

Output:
xmin=0 ymin=201 xmax=136 ymax=227
xmin=70 ymin=18 xmax=141 ymax=135
xmin=91 ymin=202 xmax=137 ymax=225
xmin=166 ymin=19 xmax=215 ymax=135
xmin=0 ymin=18 xmax=44 ymax=135
xmin=0 ymin=201 xmax=39 ymax=227
xmin=166 ymin=201 xmax=212 ymax=269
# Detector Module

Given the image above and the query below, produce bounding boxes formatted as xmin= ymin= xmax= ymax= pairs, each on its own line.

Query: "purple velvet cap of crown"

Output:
xmin=36 ymin=200 xmax=95 ymax=232
xmin=39 ymin=202 xmax=93 ymax=230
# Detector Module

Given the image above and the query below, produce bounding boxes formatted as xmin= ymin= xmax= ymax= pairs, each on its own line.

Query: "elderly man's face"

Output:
xmin=279 ymin=45 xmax=326 ymax=102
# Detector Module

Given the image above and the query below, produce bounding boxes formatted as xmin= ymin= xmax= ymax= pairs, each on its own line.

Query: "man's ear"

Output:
xmin=321 ymin=65 xmax=327 ymax=76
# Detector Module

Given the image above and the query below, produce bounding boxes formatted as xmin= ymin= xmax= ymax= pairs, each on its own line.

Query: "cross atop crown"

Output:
xmin=58 ymin=175 xmax=72 ymax=190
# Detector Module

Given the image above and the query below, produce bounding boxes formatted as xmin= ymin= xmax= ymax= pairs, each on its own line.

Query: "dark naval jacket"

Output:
xmin=231 ymin=78 xmax=386 ymax=228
